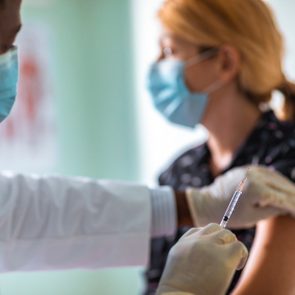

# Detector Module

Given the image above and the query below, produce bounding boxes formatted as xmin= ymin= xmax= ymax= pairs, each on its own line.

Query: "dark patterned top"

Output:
xmin=144 ymin=110 xmax=295 ymax=295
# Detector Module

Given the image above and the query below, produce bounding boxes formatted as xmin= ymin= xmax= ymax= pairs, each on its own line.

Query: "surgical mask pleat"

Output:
xmin=147 ymin=55 xmax=210 ymax=128
xmin=0 ymin=48 xmax=18 ymax=122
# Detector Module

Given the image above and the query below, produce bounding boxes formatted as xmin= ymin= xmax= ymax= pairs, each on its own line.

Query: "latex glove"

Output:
xmin=250 ymin=167 xmax=295 ymax=216
xmin=186 ymin=166 xmax=291 ymax=229
xmin=156 ymin=223 xmax=248 ymax=295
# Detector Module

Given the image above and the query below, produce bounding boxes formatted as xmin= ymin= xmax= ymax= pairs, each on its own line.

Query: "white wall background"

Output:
xmin=270 ymin=0 xmax=295 ymax=80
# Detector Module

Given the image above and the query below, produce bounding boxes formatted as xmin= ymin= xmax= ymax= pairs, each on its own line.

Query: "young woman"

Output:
xmin=146 ymin=0 xmax=295 ymax=294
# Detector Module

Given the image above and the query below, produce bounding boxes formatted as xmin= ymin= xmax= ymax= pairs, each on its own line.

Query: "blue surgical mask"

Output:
xmin=147 ymin=51 xmax=216 ymax=128
xmin=0 ymin=47 xmax=18 ymax=122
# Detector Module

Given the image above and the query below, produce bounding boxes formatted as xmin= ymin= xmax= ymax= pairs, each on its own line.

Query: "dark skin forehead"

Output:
xmin=0 ymin=0 xmax=12 ymax=9
xmin=0 ymin=0 xmax=22 ymax=53
xmin=0 ymin=0 xmax=22 ymax=12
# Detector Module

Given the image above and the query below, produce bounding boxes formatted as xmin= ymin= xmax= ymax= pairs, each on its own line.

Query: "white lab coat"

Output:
xmin=0 ymin=171 xmax=151 ymax=272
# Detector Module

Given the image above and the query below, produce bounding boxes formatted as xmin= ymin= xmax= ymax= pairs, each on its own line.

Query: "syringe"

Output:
xmin=220 ymin=174 xmax=248 ymax=228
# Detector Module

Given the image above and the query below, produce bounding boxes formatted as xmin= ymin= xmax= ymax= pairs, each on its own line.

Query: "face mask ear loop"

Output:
xmin=185 ymin=48 xmax=222 ymax=95
xmin=202 ymin=80 xmax=224 ymax=95
xmin=185 ymin=48 xmax=219 ymax=68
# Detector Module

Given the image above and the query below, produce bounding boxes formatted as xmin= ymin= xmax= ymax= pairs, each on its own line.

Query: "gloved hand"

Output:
xmin=186 ymin=166 xmax=294 ymax=229
xmin=156 ymin=223 xmax=248 ymax=295
xmin=250 ymin=167 xmax=295 ymax=216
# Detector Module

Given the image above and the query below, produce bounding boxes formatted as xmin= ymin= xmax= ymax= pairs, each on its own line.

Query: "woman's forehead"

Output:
xmin=159 ymin=32 xmax=195 ymax=48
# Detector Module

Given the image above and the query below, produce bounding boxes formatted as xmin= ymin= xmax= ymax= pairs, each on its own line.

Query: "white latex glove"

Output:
xmin=251 ymin=167 xmax=295 ymax=216
xmin=156 ymin=223 xmax=248 ymax=295
xmin=186 ymin=166 xmax=292 ymax=229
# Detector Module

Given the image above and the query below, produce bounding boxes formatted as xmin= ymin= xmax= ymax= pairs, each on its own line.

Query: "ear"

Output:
xmin=217 ymin=45 xmax=240 ymax=83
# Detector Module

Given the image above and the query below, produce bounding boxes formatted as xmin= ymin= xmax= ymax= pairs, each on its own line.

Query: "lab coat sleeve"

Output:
xmin=0 ymin=171 xmax=151 ymax=272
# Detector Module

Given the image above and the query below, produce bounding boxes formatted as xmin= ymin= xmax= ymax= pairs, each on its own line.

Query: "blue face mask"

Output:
xmin=147 ymin=51 xmax=216 ymax=128
xmin=0 ymin=47 xmax=18 ymax=122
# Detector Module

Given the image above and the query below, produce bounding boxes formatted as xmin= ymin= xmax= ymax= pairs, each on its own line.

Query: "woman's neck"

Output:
xmin=202 ymin=87 xmax=261 ymax=176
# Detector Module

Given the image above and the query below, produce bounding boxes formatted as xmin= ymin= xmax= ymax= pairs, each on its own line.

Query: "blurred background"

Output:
xmin=0 ymin=0 xmax=293 ymax=294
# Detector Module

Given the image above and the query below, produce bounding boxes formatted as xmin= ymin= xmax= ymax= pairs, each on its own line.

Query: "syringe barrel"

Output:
xmin=220 ymin=190 xmax=243 ymax=228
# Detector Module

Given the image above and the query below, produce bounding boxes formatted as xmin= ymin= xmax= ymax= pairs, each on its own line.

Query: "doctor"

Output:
xmin=0 ymin=0 xmax=295 ymax=276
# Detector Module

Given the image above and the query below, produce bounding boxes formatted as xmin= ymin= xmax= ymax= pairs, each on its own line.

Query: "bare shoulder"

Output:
xmin=232 ymin=216 xmax=295 ymax=295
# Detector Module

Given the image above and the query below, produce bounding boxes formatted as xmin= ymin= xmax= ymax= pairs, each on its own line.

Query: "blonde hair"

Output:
xmin=158 ymin=0 xmax=295 ymax=121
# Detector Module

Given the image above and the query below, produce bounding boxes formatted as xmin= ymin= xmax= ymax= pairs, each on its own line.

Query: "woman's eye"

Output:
xmin=162 ymin=47 xmax=174 ymax=57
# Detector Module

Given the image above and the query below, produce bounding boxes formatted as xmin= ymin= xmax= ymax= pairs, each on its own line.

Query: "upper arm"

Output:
xmin=232 ymin=216 xmax=295 ymax=295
